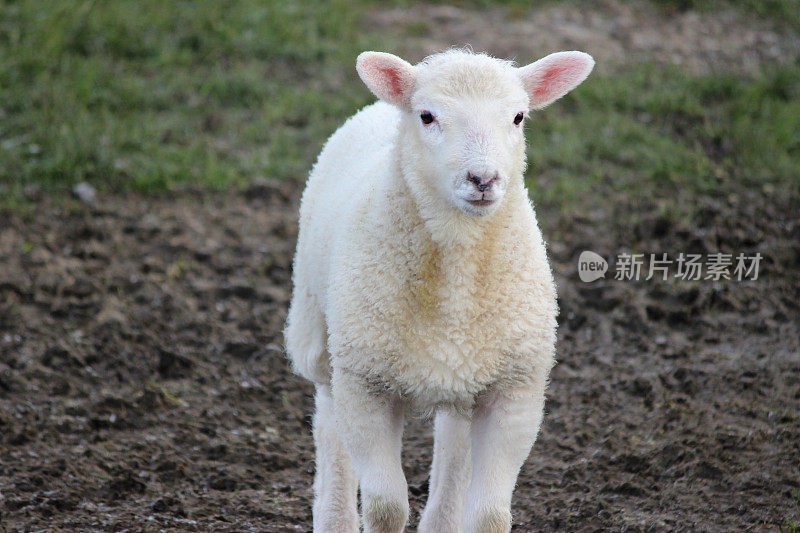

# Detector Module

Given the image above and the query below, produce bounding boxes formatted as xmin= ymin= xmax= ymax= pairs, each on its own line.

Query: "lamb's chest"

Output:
xmin=328 ymin=208 xmax=554 ymax=408
xmin=357 ymin=274 xmax=543 ymax=408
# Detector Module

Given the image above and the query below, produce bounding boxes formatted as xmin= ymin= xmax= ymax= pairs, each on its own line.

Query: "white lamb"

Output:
xmin=285 ymin=48 xmax=594 ymax=533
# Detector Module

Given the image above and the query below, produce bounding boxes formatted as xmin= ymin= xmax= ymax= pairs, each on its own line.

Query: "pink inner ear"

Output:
xmin=380 ymin=66 xmax=403 ymax=99
xmin=534 ymin=66 xmax=569 ymax=99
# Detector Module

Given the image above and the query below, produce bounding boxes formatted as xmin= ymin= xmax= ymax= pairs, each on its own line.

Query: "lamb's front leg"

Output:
xmin=464 ymin=382 xmax=547 ymax=533
xmin=418 ymin=410 xmax=471 ymax=533
xmin=332 ymin=368 xmax=408 ymax=533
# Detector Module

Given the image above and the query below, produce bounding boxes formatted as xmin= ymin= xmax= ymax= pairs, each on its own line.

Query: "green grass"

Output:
xmin=526 ymin=61 xmax=800 ymax=217
xmin=0 ymin=0 xmax=376 ymax=195
xmin=780 ymin=487 xmax=800 ymax=533
xmin=1 ymin=0 xmax=798 ymax=217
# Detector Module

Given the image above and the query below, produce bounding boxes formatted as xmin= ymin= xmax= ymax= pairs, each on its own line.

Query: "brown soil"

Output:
xmin=2 ymin=3 xmax=800 ymax=531
xmin=370 ymin=0 xmax=800 ymax=73
xmin=1 ymin=172 xmax=798 ymax=531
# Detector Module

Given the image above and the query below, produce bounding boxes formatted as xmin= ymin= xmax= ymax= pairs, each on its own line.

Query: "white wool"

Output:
xmin=285 ymin=50 xmax=569 ymax=412
xmin=285 ymin=48 xmax=594 ymax=532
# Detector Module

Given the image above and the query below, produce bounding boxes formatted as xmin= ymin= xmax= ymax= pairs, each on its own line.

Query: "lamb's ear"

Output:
xmin=518 ymin=51 xmax=595 ymax=109
xmin=356 ymin=51 xmax=416 ymax=107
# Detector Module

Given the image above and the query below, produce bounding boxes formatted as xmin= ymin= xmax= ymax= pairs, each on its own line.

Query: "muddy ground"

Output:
xmin=0 ymin=171 xmax=798 ymax=532
xmin=370 ymin=0 xmax=800 ymax=75
xmin=2 ymin=1 xmax=800 ymax=530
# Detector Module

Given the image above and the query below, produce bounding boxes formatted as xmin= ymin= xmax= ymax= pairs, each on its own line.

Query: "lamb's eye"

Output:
xmin=420 ymin=111 xmax=434 ymax=125
xmin=514 ymin=112 xmax=524 ymax=125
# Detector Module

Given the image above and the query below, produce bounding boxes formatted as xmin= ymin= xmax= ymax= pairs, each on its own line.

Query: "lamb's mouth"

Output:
xmin=467 ymin=198 xmax=494 ymax=206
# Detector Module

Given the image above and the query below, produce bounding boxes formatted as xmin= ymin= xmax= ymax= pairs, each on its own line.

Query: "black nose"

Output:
xmin=467 ymin=172 xmax=498 ymax=192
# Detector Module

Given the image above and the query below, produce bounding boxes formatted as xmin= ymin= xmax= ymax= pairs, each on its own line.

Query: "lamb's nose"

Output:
xmin=467 ymin=171 xmax=498 ymax=192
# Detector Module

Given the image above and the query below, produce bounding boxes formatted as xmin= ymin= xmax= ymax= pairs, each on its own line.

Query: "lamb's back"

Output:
xmin=293 ymin=101 xmax=401 ymax=305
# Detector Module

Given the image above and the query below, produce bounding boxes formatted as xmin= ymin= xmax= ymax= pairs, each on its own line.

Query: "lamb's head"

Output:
xmin=357 ymin=49 xmax=594 ymax=217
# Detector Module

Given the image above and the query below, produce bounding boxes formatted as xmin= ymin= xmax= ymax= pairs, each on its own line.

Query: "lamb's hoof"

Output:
xmin=314 ymin=515 xmax=359 ymax=533
xmin=466 ymin=507 xmax=512 ymax=533
xmin=418 ymin=512 xmax=461 ymax=533
xmin=363 ymin=493 xmax=408 ymax=533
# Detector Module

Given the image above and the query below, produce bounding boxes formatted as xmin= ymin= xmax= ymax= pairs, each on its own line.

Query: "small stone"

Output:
xmin=72 ymin=182 xmax=97 ymax=206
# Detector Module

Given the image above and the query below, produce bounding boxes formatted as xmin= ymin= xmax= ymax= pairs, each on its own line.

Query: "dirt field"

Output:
xmin=1 ymin=169 xmax=798 ymax=531
xmin=2 ymin=0 xmax=800 ymax=531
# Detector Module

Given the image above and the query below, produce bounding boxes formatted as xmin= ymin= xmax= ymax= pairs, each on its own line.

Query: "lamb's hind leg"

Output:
xmin=313 ymin=384 xmax=359 ymax=532
xmin=418 ymin=410 xmax=471 ymax=533
xmin=463 ymin=382 xmax=547 ymax=533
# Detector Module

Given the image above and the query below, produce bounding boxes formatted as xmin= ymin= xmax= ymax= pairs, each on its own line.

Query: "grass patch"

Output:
xmin=0 ymin=0 xmax=376 ymax=196
xmin=1 ymin=0 xmax=798 ymax=216
xmin=780 ymin=487 xmax=800 ymax=532
xmin=526 ymin=61 xmax=800 ymax=220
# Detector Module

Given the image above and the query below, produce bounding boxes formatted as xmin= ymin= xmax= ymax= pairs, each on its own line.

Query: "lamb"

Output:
xmin=284 ymin=48 xmax=594 ymax=533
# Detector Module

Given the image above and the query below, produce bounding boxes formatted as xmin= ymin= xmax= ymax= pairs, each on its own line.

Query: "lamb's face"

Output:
xmin=408 ymin=57 xmax=529 ymax=217
xmin=356 ymin=50 xmax=595 ymax=218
